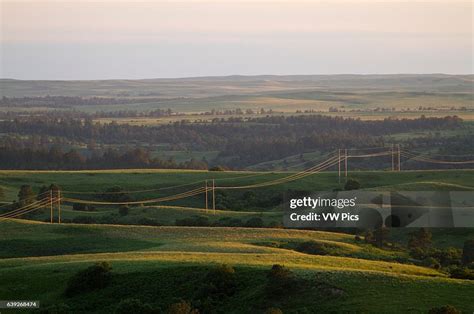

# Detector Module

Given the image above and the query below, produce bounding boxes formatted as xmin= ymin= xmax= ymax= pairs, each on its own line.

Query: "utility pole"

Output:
xmin=205 ymin=180 xmax=208 ymax=211
xmin=212 ymin=179 xmax=216 ymax=213
xmin=391 ymin=144 xmax=394 ymax=171
xmin=398 ymin=144 xmax=401 ymax=171
xmin=58 ymin=190 xmax=61 ymax=224
xmin=344 ymin=149 xmax=348 ymax=178
xmin=338 ymin=149 xmax=341 ymax=183
xmin=50 ymin=189 xmax=53 ymax=224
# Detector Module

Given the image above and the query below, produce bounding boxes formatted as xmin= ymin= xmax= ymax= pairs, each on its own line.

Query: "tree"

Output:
xmin=344 ymin=178 xmax=361 ymax=190
xmin=408 ymin=228 xmax=432 ymax=250
xmin=373 ymin=227 xmax=390 ymax=247
xmin=65 ymin=262 xmax=112 ymax=297
xmin=18 ymin=185 xmax=35 ymax=206
xmin=462 ymin=239 xmax=474 ymax=265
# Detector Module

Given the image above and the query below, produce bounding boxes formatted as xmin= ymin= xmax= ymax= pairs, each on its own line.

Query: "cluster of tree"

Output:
xmin=0 ymin=109 xmax=177 ymax=120
xmin=0 ymin=114 xmax=466 ymax=169
xmin=201 ymin=108 xmax=275 ymax=115
xmin=0 ymin=147 xmax=208 ymax=170
xmin=407 ymin=228 xmax=474 ymax=279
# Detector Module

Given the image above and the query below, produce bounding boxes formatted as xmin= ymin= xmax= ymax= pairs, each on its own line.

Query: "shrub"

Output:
xmin=373 ymin=227 xmax=390 ymax=247
xmin=296 ymin=241 xmax=332 ymax=255
xmin=449 ymin=267 xmax=474 ymax=280
xmin=408 ymin=228 xmax=432 ymax=250
xmin=167 ymin=300 xmax=198 ymax=314
xmin=266 ymin=264 xmax=295 ymax=296
xmin=428 ymin=305 xmax=461 ymax=314
xmin=199 ymin=264 xmax=237 ymax=303
xmin=65 ymin=262 xmax=112 ymax=296
xmin=344 ymin=179 xmax=361 ymax=190
xmin=115 ymin=298 xmax=156 ymax=314
xmin=432 ymin=248 xmax=462 ymax=267
xmin=409 ymin=247 xmax=429 ymax=260
xmin=422 ymin=257 xmax=441 ymax=270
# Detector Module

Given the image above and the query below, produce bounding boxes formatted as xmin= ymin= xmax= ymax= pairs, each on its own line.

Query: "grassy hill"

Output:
xmin=0 ymin=220 xmax=472 ymax=313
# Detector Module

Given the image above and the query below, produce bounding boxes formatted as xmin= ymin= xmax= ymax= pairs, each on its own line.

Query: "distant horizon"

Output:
xmin=1 ymin=73 xmax=473 ymax=82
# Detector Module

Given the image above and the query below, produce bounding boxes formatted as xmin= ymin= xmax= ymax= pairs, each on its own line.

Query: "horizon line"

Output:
xmin=1 ymin=73 xmax=473 ymax=82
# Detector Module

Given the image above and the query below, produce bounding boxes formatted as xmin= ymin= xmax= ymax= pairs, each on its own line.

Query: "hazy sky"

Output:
xmin=1 ymin=1 xmax=472 ymax=79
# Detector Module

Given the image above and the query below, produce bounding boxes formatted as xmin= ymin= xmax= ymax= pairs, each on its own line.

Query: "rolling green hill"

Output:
xmin=0 ymin=220 xmax=472 ymax=313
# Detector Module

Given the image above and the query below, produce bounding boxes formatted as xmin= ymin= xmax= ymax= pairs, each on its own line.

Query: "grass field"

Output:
xmin=1 ymin=75 xmax=472 ymax=115
xmin=0 ymin=220 xmax=473 ymax=313
xmin=0 ymin=169 xmax=473 ymax=312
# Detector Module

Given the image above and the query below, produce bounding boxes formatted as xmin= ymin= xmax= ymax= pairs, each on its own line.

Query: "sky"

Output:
xmin=0 ymin=1 xmax=472 ymax=80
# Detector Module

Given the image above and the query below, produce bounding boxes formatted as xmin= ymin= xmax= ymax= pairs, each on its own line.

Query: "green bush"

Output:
xmin=296 ymin=241 xmax=332 ymax=255
xmin=200 ymin=264 xmax=237 ymax=300
xmin=422 ymin=257 xmax=441 ymax=270
xmin=344 ymin=179 xmax=361 ymax=190
xmin=65 ymin=262 xmax=112 ymax=296
xmin=266 ymin=264 xmax=295 ymax=296
xmin=449 ymin=267 xmax=474 ymax=280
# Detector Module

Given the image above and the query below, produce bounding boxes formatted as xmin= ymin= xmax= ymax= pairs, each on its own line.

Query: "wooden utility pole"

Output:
xmin=58 ymin=190 xmax=61 ymax=224
xmin=205 ymin=180 xmax=208 ymax=211
xmin=338 ymin=149 xmax=341 ymax=183
xmin=344 ymin=149 xmax=348 ymax=178
xmin=50 ymin=189 xmax=53 ymax=224
xmin=212 ymin=179 xmax=216 ymax=213
xmin=398 ymin=144 xmax=401 ymax=171
xmin=391 ymin=144 xmax=394 ymax=171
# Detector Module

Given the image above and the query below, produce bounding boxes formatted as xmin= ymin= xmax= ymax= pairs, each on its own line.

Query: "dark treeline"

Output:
xmin=0 ymin=146 xmax=208 ymax=170
xmin=0 ymin=108 xmax=175 ymax=119
xmin=0 ymin=114 xmax=465 ymax=169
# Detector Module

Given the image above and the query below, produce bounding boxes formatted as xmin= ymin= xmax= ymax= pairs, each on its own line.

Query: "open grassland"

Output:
xmin=1 ymin=75 xmax=472 ymax=115
xmin=1 ymin=169 xmax=473 ymax=202
xmin=0 ymin=220 xmax=472 ymax=313
xmin=94 ymin=110 xmax=474 ymax=126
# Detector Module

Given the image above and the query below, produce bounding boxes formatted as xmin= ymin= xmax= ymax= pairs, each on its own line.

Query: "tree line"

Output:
xmin=0 ymin=114 xmax=465 ymax=169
